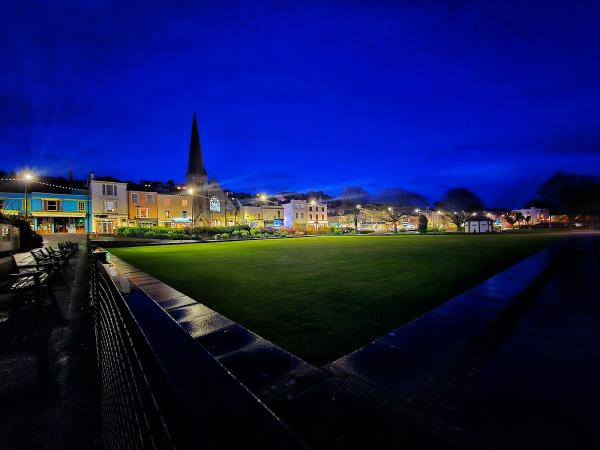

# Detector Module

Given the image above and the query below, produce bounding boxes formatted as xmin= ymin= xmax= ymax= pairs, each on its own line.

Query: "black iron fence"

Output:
xmin=89 ymin=245 xmax=305 ymax=450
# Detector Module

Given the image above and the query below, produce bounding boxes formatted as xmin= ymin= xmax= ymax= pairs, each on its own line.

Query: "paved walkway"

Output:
xmin=0 ymin=241 xmax=100 ymax=449
xmin=439 ymin=234 xmax=600 ymax=449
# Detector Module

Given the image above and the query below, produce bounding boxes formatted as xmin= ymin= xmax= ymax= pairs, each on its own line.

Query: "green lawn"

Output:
xmin=111 ymin=234 xmax=558 ymax=366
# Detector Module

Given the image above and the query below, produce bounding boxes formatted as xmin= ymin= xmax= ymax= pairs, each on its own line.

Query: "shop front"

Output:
xmin=33 ymin=213 xmax=89 ymax=234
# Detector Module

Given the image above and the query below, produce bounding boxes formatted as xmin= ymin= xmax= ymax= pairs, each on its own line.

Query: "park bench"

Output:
xmin=44 ymin=246 xmax=72 ymax=263
xmin=0 ymin=253 xmax=54 ymax=305
xmin=31 ymin=248 xmax=66 ymax=272
xmin=59 ymin=241 xmax=79 ymax=254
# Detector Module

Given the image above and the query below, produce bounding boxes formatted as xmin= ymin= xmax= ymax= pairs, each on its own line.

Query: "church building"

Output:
xmin=186 ymin=114 xmax=238 ymax=227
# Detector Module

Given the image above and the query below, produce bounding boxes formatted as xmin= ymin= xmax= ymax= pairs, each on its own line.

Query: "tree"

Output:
xmin=378 ymin=188 xmax=428 ymax=209
xmin=380 ymin=188 xmax=428 ymax=233
xmin=438 ymin=188 xmax=484 ymax=231
xmin=514 ymin=211 xmax=525 ymax=227
xmin=341 ymin=186 xmax=370 ymax=208
xmin=534 ymin=172 xmax=600 ymax=226
xmin=503 ymin=212 xmax=517 ymax=227
xmin=386 ymin=207 xmax=404 ymax=233
xmin=418 ymin=214 xmax=428 ymax=233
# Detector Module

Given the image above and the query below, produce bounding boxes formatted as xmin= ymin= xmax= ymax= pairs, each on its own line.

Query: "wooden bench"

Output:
xmin=0 ymin=253 xmax=54 ymax=305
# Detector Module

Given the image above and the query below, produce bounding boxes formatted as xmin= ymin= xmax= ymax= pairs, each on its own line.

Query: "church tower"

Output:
xmin=186 ymin=113 xmax=208 ymax=187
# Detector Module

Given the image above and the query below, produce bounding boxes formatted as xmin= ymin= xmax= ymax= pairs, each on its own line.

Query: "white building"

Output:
xmin=283 ymin=199 xmax=327 ymax=230
xmin=464 ymin=215 xmax=494 ymax=233
xmin=90 ymin=176 xmax=129 ymax=233
xmin=512 ymin=207 xmax=550 ymax=225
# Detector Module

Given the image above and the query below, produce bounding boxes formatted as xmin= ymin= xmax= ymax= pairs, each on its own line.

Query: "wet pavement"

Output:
xmin=0 ymin=236 xmax=100 ymax=449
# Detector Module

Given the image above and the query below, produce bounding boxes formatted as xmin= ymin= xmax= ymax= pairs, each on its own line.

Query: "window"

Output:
xmin=181 ymin=210 xmax=188 ymax=218
xmin=322 ymin=207 xmax=325 ymax=212
xmin=104 ymin=201 xmax=116 ymax=212
xmin=131 ymin=193 xmax=139 ymax=204
xmin=78 ymin=201 xmax=86 ymax=211
xmin=43 ymin=200 xmax=62 ymax=211
xmin=0 ymin=199 xmax=4 ymax=209
xmin=277 ymin=210 xmax=281 ymax=218
xmin=103 ymin=184 xmax=117 ymax=196
xmin=309 ymin=206 xmax=312 ymax=211
xmin=165 ymin=210 xmax=170 ymax=218
xmin=209 ymin=196 xmax=221 ymax=212
xmin=295 ymin=213 xmax=298 ymax=219
xmin=181 ymin=199 xmax=188 ymax=207
xmin=146 ymin=194 xmax=154 ymax=204
xmin=321 ymin=214 xmax=324 ymax=220
xmin=136 ymin=207 xmax=149 ymax=218
xmin=164 ymin=197 xmax=171 ymax=206
xmin=301 ymin=213 xmax=304 ymax=219
xmin=309 ymin=214 xmax=312 ymax=220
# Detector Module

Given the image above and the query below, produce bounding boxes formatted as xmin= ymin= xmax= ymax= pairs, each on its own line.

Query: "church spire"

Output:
xmin=186 ymin=113 xmax=207 ymax=184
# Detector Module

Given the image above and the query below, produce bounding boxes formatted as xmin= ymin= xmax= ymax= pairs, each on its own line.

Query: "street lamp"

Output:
xmin=188 ymin=188 xmax=194 ymax=229
xmin=23 ymin=172 xmax=33 ymax=223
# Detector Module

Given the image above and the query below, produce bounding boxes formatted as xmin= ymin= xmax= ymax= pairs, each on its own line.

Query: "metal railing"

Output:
xmin=90 ymin=249 xmax=171 ymax=449
xmin=89 ymin=243 xmax=306 ymax=449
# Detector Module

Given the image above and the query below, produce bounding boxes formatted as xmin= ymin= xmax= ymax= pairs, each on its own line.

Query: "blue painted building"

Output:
xmin=0 ymin=191 xmax=91 ymax=234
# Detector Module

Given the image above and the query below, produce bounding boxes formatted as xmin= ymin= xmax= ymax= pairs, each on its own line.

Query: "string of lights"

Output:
xmin=0 ymin=177 xmax=89 ymax=193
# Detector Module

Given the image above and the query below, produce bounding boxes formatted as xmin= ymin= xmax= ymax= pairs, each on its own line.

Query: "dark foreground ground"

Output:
xmin=0 ymin=236 xmax=100 ymax=449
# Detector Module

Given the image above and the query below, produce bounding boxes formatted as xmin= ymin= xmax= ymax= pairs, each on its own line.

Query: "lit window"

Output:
xmin=165 ymin=210 xmax=170 ymax=218
xmin=209 ymin=196 xmax=221 ymax=212
xmin=44 ymin=200 xmax=61 ymax=211
xmin=78 ymin=201 xmax=86 ymax=211
xmin=182 ymin=199 xmax=188 ymax=207
xmin=136 ymin=208 xmax=149 ymax=218
xmin=105 ymin=201 xmax=116 ymax=212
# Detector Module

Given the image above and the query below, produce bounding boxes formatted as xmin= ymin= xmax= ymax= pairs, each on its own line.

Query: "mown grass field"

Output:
xmin=111 ymin=234 xmax=559 ymax=366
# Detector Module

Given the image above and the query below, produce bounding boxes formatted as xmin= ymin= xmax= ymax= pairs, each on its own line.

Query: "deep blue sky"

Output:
xmin=2 ymin=1 xmax=599 ymax=206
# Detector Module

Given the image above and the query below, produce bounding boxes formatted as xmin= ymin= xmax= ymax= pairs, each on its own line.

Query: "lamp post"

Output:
xmin=354 ymin=204 xmax=362 ymax=233
xmin=188 ymin=188 xmax=194 ymax=230
xmin=24 ymin=173 xmax=32 ymax=224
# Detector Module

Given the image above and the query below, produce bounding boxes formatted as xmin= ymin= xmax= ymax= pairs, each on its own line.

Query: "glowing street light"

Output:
xmin=23 ymin=172 xmax=34 ymax=221
xmin=188 ymin=188 xmax=194 ymax=228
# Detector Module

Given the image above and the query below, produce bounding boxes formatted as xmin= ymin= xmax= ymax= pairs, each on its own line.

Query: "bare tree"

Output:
xmin=438 ymin=188 xmax=483 ymax=231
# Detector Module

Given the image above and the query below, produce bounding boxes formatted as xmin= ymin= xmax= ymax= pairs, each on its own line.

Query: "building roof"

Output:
xmin=465 ymin=215 xmax=494 ymax=222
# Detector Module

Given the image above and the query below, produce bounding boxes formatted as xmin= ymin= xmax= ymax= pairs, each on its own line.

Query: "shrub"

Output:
xmin=221 ymin=233 xmax=229 ymax=239
xmin=239 ymin=230 xmax=249 ymax=237
xmin=30 ymin=232 xmax=44 ymax=248
xmin=250 ymin=228 xmax=260 ymax=237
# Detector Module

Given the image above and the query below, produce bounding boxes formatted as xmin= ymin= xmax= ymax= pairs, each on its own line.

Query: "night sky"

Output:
xmin=2 ymin=1 xmax=599 ymax=206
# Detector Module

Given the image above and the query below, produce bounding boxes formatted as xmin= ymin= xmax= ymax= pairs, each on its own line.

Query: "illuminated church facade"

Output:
xmin=185 ymin=114 xmax=238 ymax=227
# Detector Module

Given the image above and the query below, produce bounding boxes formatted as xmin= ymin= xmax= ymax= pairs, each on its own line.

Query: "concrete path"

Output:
xmin=439 ymin=234 xmax=600 ymax=449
